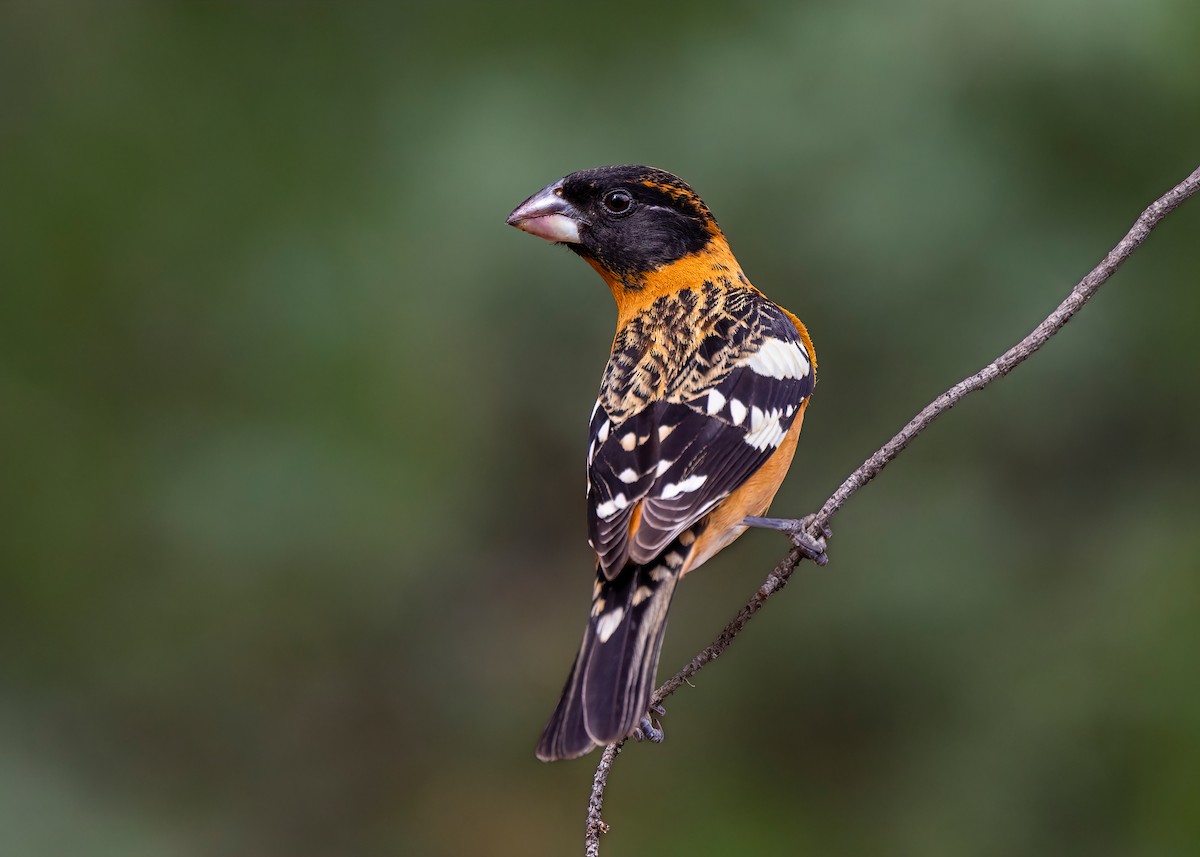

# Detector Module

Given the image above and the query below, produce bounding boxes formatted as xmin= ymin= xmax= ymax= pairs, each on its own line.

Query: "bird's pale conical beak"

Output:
xmin=506 ymin=180 xmax=583 ymax=244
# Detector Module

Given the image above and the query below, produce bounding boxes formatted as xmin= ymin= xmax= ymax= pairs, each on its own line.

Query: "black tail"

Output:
xmin=535 ymin=542 xmax=686 ymax=761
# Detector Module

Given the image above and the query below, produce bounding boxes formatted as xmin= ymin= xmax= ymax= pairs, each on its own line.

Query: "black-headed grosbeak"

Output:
xmin=507 ymin=166 xmax=822 ymax=761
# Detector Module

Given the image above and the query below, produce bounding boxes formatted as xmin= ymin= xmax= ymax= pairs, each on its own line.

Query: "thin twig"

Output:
xmin=583 ymin=164 xmax=1200 ymax=854
xmin=584 ymin=743 xmax=620 ymax=857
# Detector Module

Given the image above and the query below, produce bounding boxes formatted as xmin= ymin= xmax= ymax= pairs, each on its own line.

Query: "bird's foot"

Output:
xmin=632 ymin=704 xmax=666 ymax=744
xmin=743 ymin=513 xmax=831 ymax=566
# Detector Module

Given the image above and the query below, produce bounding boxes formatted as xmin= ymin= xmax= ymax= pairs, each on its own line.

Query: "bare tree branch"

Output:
xmin=583 ymin=164 xmax=1200 ymax=855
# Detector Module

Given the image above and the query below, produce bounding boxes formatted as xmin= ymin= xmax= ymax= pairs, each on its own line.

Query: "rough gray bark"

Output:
xmin=583 ymin=164 xmax=1200 ymax=856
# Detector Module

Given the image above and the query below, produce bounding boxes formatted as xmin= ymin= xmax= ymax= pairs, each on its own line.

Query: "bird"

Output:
xmin=506 ymin=165 xmax=825 ymax=761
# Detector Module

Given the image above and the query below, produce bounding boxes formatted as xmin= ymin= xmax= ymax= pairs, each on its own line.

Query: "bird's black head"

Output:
xmin=506 ymin=165 xmax=720 ymax=283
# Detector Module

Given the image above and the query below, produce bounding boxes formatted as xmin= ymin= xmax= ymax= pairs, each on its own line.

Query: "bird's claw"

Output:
xmin=632 ymin=704 xmax=666 ymax=743
xmin=743 ymin=513 xmax=831 ymax=566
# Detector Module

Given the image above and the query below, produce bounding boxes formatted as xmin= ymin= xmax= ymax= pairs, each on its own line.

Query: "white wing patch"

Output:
xmin=659 ymin=474 xmax=708 ymax=500
xmin=743 ymin=406 xmax=788 ymax=450
xmin=745 ymin=337 xmax=810 ymax=380
xmin=706 ymin=389 xmax=726 ymax=415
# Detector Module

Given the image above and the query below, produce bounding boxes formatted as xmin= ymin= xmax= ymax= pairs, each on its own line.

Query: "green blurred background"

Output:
xmin=3 ymin=2 xmax=1199 ymax=855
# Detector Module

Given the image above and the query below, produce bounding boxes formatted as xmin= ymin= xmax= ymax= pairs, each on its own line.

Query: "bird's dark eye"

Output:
xmin=602 ymin=189 xmax=634 ymax=216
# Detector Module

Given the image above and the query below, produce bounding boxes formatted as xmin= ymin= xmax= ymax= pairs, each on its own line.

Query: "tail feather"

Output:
xmin=535 ymin=540 xmax=686 ymax=761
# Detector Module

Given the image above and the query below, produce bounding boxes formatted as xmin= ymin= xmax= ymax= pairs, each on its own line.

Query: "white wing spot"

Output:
xmin=596 ymin=607 xmax=625 ymax=643
xmin=595 ymin=493 xmax=630 ymax=519
xmin=618 ymin=468 xmax=639 ymax=484
xmin=729 ymin=398 xmax=748 ymax=426
xmin=649 ymin=565 xmax=672 ymax=582
xmin=620 ymin=431 xmax=637 ymax=451
xmin=655 ymin=458 xmax=675 ymax=477
xmin=679 ymin=529 xmax=696 ymax=546
xmin=658 ymin=424 xmax=676 ymax=441
xmin=664 ymin=551 xmax=685 ymax=567
xmin=597 ymin=420 xmax=610 ymax=444
xmin=632 ymin=586 xmax=654 ymax=606
xmin=660 ymin=474 xmax=708 ymax=500
xmin=706 ymin=389 xmax=726 ymax=415
xmin=746 ymin=338 xmax=810 ymax=379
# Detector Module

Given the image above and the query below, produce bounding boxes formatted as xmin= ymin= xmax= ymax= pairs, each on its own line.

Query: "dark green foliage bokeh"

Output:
xmin=2 ymin=2 xmax=1199 ymax=855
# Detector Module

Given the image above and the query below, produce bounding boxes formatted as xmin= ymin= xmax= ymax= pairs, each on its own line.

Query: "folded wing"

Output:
xmin=586 ymin=304 xmax=814 ymax=578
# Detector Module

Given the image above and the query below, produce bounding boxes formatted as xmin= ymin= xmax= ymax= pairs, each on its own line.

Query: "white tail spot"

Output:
xmin=596 ymin=607 xmax=625 ymax=643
